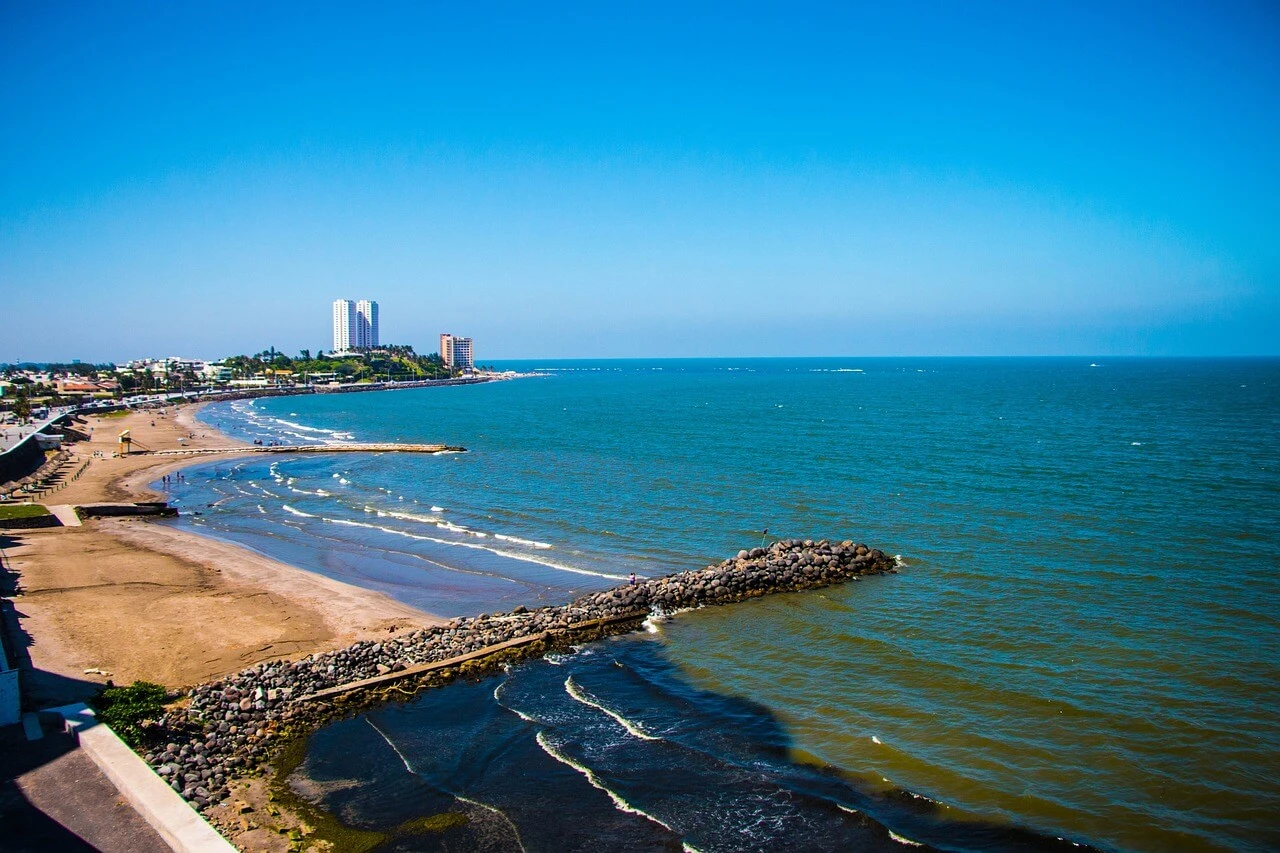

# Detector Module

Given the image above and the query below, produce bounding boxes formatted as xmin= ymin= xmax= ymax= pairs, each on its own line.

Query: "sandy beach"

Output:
xmin=2 ymin=403 xmax=441 ymax=706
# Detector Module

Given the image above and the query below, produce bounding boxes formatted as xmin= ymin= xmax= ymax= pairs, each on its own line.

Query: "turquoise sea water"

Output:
xmin=167 ymin=358 xmax=1280 ymax=851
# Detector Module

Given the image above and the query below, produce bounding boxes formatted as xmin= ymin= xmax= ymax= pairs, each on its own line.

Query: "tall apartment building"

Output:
xmin=440 ymin=333 xmax=474 ymax=370
xmin=356 ymin=300 xmax=379 ymax=349
xmin=332 ymin=299 xmax=379 ymax=351
xmin=332 ymin=300 xmax=356 ymax=352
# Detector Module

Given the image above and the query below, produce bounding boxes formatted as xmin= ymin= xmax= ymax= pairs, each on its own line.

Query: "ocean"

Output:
xmin=162 ymin=358 xmax=1280 ymax=851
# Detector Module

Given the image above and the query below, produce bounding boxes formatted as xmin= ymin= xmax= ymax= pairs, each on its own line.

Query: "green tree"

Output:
xmin=13 ymin=386 xmax=31 ymax=422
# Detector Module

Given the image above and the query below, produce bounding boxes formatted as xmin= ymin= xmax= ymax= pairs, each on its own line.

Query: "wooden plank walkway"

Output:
xmin=301 ymin=610 xmax=648 ymax=702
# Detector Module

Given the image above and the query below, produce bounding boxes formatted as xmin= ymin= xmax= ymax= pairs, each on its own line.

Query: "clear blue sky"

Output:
xmin=2 ymin=1 xmax=1277 ymax=361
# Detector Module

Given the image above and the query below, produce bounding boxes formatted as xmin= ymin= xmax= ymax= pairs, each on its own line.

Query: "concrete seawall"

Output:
xmin=75 ymin=502 xmax=179 ymax=519
xmin=0 ymin=431 xmax=49 ymax=486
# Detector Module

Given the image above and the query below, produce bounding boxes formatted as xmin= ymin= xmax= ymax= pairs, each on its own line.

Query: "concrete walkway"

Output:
xmin=0 ymin=715 xmax=169 ymax=852
xmin=57 ymin=704 xmax=236 ymax=852
xmin=44 ymin=506 xmax=82 ymax=527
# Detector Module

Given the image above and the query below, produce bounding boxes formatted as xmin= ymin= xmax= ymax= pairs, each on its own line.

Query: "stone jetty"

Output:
xmin=143 ymin=442 xmax=466 ymax=457
xmin=141 ymin=538 xmax=897 ymax=812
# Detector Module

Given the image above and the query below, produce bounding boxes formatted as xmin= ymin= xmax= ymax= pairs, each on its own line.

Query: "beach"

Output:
xmin=2 ymin=403 xmax=440 ymax=708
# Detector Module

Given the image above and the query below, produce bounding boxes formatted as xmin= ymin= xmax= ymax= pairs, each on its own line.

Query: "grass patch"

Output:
xmin=0 ymin=504 xmax=50 ymax=520
xmin=92 ymin=681 xmax=170 ymax=748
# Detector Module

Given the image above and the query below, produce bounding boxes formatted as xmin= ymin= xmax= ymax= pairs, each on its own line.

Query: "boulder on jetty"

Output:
xmin=144 ymin=539 xmax=896 ymax=812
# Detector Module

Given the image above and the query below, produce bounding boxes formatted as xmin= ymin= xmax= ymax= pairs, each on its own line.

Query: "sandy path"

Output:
xmin=2 ymin=403 xmax=442 ymax=704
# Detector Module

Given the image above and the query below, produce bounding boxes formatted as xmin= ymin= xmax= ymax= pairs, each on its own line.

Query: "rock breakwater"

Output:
xmin=143 ymin=538 xmax=897 ymax=812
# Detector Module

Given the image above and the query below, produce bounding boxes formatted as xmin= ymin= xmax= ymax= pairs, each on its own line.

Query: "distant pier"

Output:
xmin=139 ymin=442 xmax=465 ymax=457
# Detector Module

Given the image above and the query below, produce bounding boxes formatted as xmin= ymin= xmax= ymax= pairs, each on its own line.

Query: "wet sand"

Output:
xmin=2 ymin=403 xmax=441 ymax=705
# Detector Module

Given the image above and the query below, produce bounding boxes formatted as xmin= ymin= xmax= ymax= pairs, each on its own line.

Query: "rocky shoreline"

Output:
xmin=142 ymin=538 xmax=898 ymax=815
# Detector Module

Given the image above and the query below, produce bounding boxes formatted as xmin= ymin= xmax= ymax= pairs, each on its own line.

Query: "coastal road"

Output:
xmin=0 ymin=419 xmax=60 ymax=453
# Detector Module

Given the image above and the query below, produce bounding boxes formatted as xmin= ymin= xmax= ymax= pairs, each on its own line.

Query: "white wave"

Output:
xmin=430 ymin=505 xmax=445 ymax=512
xmin=365 ymin=717 xmax=416 ymax=774
xmin=494 ymin=533 xmax=553 ymax=549
xmin=437 ymin=520 xmax=484 ymax=537
xmin=290 ymin=487 xmax=322 ymax=496
xmin=889 ymin=831 xmax=924 ymax=847
xmin=382 ymin=509 xmax=444 ymax=525
xmin=274 ymin=419 xmax=339 ymax=435
xmin=493 ymin=683 xmax=539 ymax=723
xmin=316 ymin=489 xmax=331 ymax=497
xmin=256 ymin=505 xmax=266 ymax=514
xmin=327 ymin=518 xmax=376 ymax=529
xmin=315 ymin=518 xmax=626 ymax=580
xmin=338 ymin=477 xmax=350 ymax=485
xmin=534 ymin=731 xmax=674 ymax=831
xmin=455 ymin=793 xmax=528 ymax=853
xmin=1131 ymin=442 xmax=1143 ymax=446
xmin=229 ymin=410 xmax=355 ymax=444
xmin=281 ymin=504 xmax=317 ymax=518
xmin=366 ymin=718 xmax=527 ymax=852
xmin=564 ymin=676 xmax=658 ymax=741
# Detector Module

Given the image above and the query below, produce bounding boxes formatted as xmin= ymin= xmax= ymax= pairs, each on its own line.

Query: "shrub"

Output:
xmin=92 ymin=680 xmax=169 ymax=747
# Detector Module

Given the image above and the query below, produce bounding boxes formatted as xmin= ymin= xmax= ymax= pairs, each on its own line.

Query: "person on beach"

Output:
xmin=629 ymin=572 xmax=636 ymax=585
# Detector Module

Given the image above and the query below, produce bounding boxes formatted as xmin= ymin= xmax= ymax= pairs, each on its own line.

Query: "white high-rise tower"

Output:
xmin=357 ymin=300 xmax=379 ymax=349
xmin=332 ymin=299 xmax=357 ymax=352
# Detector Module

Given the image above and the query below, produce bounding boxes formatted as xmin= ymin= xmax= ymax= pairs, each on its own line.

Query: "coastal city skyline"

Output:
xmin=3 ymin=3 xmax=1277 ymax=364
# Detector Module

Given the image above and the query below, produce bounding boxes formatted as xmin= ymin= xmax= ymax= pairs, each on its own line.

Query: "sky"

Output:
xmin=2 ymin=1 xmax=1277 ymax=361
